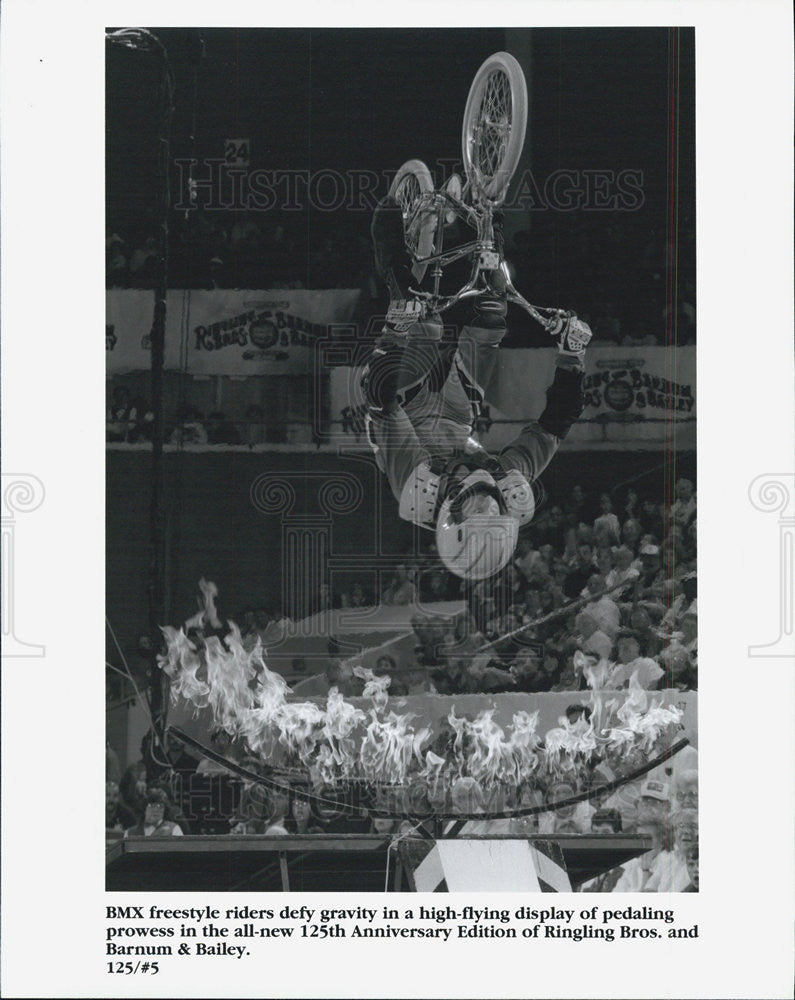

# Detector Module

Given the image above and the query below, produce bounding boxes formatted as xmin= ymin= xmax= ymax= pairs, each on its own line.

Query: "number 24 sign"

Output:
xmin=225 ymin=138 xmax=250 ymax=166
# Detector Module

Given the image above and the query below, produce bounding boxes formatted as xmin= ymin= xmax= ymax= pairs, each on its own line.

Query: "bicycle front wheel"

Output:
xmin=461 ymin=52 xmax=528 ymax=203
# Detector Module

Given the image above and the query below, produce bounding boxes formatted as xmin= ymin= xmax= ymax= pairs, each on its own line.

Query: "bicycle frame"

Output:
xmin=405 ymin=188 xmax=566 ymax=331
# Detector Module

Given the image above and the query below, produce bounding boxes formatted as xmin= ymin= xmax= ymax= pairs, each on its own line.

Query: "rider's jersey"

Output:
xmin=373 ymin=401 xmax=559 ymax=510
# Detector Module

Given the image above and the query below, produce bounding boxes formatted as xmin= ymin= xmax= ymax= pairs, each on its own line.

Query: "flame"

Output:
xmin=159 ymin=580 xmax=686 ymax=807
xmin=353 ymin=665 xmax=391 ymax=713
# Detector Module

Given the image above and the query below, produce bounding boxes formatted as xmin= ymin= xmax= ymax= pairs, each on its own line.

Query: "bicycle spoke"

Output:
xmin=478 ymin=69 xmax=512 ymax=180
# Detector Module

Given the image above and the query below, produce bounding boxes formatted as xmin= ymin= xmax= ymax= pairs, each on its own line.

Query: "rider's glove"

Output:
xmin=550 ymin=311 xmax=592 ymax=357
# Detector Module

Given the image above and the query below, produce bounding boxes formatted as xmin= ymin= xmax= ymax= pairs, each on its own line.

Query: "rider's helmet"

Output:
xmin=434 ymin=469 xmax=520 ymax=581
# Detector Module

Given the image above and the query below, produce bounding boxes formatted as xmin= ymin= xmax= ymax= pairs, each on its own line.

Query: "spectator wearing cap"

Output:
xmin=682 ymin=844 xmax=699 ymax=891
xmin=125 ymin=787 xmax=183 ymax=837
xmin=645 ymin=808 xmax=698 ymax=891
xmin=636 ymin=779 xmax=671 ymax=826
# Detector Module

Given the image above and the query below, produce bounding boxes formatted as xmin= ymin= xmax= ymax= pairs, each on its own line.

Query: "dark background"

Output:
xmin=107 ymin=27 xmax=695 ymax=335
xmin=106 ymin=27 xmax=695 ymax=663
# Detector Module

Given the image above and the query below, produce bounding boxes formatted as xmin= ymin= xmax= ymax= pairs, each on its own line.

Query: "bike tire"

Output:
xmin=388 ymin=159 xmax=436 ymax=278
xmin=461 ymin=52 xmax=528 ymax=202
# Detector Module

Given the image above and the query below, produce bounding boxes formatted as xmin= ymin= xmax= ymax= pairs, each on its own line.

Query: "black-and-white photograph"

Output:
xmin=2 ymin=3 xmax=794 ymax=997
xmin=104 ymin=26 xmax=700 ymax=895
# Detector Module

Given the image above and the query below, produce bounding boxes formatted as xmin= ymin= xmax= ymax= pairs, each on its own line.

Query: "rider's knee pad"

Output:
xmin=361 ymin=346 xmax=403 ymax=410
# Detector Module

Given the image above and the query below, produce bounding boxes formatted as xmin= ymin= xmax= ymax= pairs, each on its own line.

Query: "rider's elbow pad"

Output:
xmin=538 ymin=364 xmax=585 ymax=439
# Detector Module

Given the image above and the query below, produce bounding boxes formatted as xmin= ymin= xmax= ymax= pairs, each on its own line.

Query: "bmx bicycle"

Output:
xmin=388 ymin=51 xmax=566 ymax=333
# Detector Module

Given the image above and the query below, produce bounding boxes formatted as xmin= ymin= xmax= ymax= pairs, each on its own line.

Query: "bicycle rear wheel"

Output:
xmin=461 ymin=52 xmax=528 ymax=203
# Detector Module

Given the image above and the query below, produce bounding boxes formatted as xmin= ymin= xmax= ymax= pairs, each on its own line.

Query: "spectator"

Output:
xmin=341 ymin=580 xmax=373 ymax=608
xmin=169 ymin=406 xmax=208 ymax=446
xmin=125 ymin=787 xmax=183 ymax=837
xmin=129 ymin=236 xmax=159 ymax=285
xmin=612 ymin=817 xmax=671 ymax=892
xmin=593 ymin=494 xmax=621 ymax=545
xmin=645 ymin=808 xmax=697 ymax=891
xmin=636 ymin=779 xmax=671 ymax=826
xmin=107 ymin=233 xmax=129 ymax=287
xmin=106 ymin=386 xmax=138 ymax=442
xmin=582 ymin=574 xmax=621 ymax=639
xmin=604 ymin=546 xmax=640 ymax=596
xmin=658 ymin=642 xmax=697 ymax=690
xmin=106 ymin=780 xmax=136 ymax=835
xmin=675 ymin=769 xmax=698 ymax=811
xmin=579 ymin=809 xmax=625 ymax=891
xmin=374 ymin=654 xmax=398 ymax=675
xmin=287 ymin=792 xmax=325 ymax=835
xmin=591 ymin=808 xmax=622 ymax=834
xmin=662 ymin=571 xmax=697 ymax=628
xmin=263 ymin=784 xmax=291 ymax=835
xmin=231 ymin=760 xmax=271 ymax=834
xmin=611 ymin=631 xmax=664 ymax=688
xmin=629 ymin=607 xmax=664 ymax=658
xmin=638 ymin=499 xmax=665 ymax=540
xmin=563 ymin=543 xmax=598 ymax=599
xmin=575 ymin=610 xmax=613 ymax=661
xmin=239 ymin=404 xmax=266 ymax=447
xmin=205 ymin=411 xmax=241 ymax=445
xmin=119 ymin=758 xmax=149 ymax=821
xmin=682 ymin=844 xmax=699 ymax=892
xmin=419 ymin=568 xmax=455 ymax=603
xmin=382 ymin=564 xmax=416 ymax=606
xmin=106 ymin=741 xmax=122 ymax=784
xmin=621 ymin=517 xmax=643 ymax=553
xmin=538 ymin=780 xmax=592 ymax=834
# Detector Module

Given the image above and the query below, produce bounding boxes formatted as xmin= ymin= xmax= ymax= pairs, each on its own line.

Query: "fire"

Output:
xmin=159 ymin=581 xmax=684 ymax=801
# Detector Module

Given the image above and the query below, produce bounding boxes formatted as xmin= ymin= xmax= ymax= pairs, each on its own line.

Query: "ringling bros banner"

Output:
xmin=106 ymin=289 xmax=361 ymax=375
xmin=330 ymin=345 xmax=696 ymax=451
